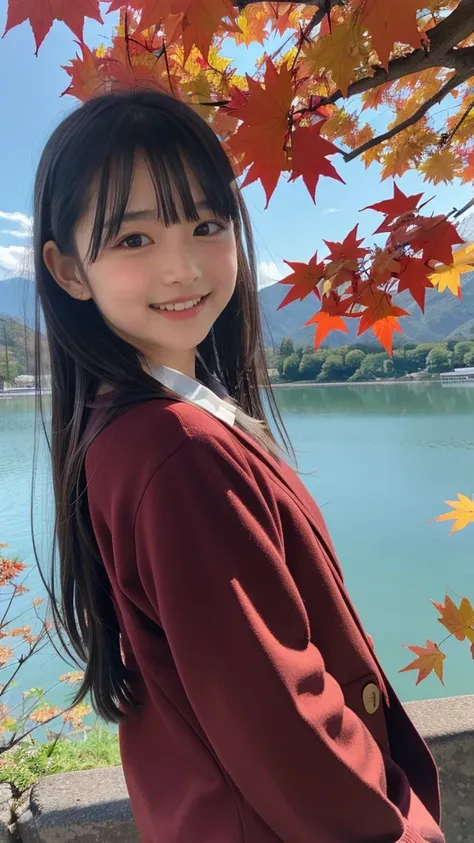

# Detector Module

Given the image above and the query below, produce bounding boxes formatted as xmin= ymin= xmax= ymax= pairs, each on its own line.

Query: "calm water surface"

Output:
xmin=1 ymin=383 xmax=473 ymax=709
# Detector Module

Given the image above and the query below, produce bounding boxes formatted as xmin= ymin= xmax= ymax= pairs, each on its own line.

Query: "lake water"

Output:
xmin=1 ymin=383 xmax=473 ymax=713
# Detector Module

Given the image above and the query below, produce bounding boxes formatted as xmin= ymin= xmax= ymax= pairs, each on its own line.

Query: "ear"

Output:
xmin=42 ymin=241 xmax=92 ymax=301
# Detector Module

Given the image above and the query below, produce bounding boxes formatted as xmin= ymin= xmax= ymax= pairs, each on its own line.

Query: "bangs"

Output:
xmin=82 ymin=102 xmax=238 ymax=262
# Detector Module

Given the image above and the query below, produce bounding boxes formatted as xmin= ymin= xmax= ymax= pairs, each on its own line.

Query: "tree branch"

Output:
xmin=453 ymin=196 xmax=474 ymax=219
xmin=321 ymin=0 xmax=474 ymax=106
xmin=443 ymin=95 xmax=474 ymax=144
xmin=343 ymin=70 xmax=469 ymax=162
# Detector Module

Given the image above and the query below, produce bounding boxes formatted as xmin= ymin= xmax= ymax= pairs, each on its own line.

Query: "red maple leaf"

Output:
xmin=278 ymin=253 xmax=325 ymax=309
xmin=396 ymin=257 xmax=434 ymax=311
xmin=305 ymin=293 xmax=350 ymax=347
xmin=289 ymin=122 xmax=345 ymax=201
xmin=357 ymin=288 xmax=409 ymax=355
xmin=323 ymin=225 xmax=368 ymax=262
xmin=4 ymin=0 xmax=103 ymax=54
xmin=227 ymin=61 xmax=294 ymax=206
xmin=362 ymin=182 xmax=423 ymax=224
xmin=134 ymin=0 xmax=238 ymax=59
xmin=408 ymin=216 xmax=464 ymax=266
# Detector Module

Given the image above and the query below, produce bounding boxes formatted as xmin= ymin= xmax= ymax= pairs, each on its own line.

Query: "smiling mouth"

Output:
xmin=149 ymin=294 xmax=209 ymax=313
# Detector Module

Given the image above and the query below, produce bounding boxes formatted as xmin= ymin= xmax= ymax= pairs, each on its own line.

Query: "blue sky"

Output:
xmin=0 ymin=0 xmax=472 ymax=285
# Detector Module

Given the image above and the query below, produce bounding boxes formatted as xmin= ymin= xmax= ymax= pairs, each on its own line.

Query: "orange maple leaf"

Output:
xmin=396 ymin=257 xmax=434 ymax=311
xmin=3 ymin=0 xmax=103 ymax=54
xmin=289 ymin=122 xmax=345 ymax=201
xmin=278 ymin=253 xmax=325 ymax=309
xmin=357 ymin=289 xmax=409 ymax=355
xmin=227 ymin=61 xmax=294 ymax=206
xmin=62 ymin=42 xmax=105 ymax=102
xmin=135 ymin=0 xmax=238 ymax=59
xmin=432 ymin=595 xmax=474 ymax=644
xmin=400 ymin=640 xmax=445 ymax=686
xmin=432 ymin=493 xmax=474 ymax=535
xmin=461 ymin=149 xmax=474 ymax=185
xmin=356 ymin=0 xmax=425 ymax=69
xmin=305 ymin=294 xmax=350 ymax=348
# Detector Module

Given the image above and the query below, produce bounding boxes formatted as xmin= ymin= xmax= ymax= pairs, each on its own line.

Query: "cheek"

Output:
xmin=206 ymin=240 xmax=238 ymax=294
xmin=88 ymin=257 xmax=150 ymax=307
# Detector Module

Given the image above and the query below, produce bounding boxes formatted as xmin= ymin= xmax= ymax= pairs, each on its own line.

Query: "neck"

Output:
xmin=145 ymin=349 xmax=197 ymax=380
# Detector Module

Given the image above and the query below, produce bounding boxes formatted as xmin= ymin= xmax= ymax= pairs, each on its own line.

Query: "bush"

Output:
xmin=282 ymin=353 xmax=301 ymax=381
xmin=299 ymin=352 xmax=323 ymax=380
xmin=426 ymin=346 xmax=453 ymax=373
xmin=318 ymin=354 xmax=346 ymax=382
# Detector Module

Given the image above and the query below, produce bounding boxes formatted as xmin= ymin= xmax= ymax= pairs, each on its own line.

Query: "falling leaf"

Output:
xmin=432 ymin=493 xmax=474 ymax=535
xmin=3 ymin=0 xmax=103 ymax=54
xmin=432 ymin=595 xmax=474 ymax=644
xmin=289 ymin=122 xmax=345 ymax=201
xmin=302 ymin=16 xmax=363 ymax=97
xmin=362 ymin=182 xmax=423 ymax=225
xmin=396 ymin=257 xmax=434 ymax=310
xmin=305 ymin=294 xmax=350 ymax=347
xmin=356 ymin=0 xmax=424 ymax=69
xmin=227 ymin=61 xmax=294 ymax=206
xmin=278 ymin=253 xmax=325 ymax=308
xmin=357 ymin=288 xmax=409 ymax=355
xmin=400 ymin=640 xmax=445 ymax=685
xmin=428 ymin=242 xmax=474 ymax=297
xmin=420 ymin=149 xmax=461 ymax=185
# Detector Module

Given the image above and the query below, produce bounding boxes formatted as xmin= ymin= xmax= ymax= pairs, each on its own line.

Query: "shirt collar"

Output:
xmin=148 ymin=363 xmax=236 ymax=428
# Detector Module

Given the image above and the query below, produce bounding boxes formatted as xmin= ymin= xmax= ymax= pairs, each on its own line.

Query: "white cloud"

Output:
xmin=0 ymin=211 xmax=33 ymax=238
xmin=0 ymin=245 xmax=33 ymax=278
xmin=320 ymin=207 xmax=339 ymax=215
xmin=258 ymin=261 xmax=283 ymax=289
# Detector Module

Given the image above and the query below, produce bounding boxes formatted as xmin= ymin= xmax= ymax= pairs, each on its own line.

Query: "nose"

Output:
xmin=158 ymin=238 xmax=201 ymax=288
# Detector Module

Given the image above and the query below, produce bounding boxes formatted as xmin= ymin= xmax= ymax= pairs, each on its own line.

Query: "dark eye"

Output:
xmin=194 ymin=221 xmax=223 ymax=237
xmin=120 ymin=233 xmax=152 ymax=249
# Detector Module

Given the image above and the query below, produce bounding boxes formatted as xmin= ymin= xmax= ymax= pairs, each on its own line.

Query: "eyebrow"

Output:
xmin=104 ymin=201 xmax=212 ymax=230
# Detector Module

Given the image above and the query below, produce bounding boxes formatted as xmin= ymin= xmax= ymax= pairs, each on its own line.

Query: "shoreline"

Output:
xmin=269 ymin=379 xmax=434 ymax=389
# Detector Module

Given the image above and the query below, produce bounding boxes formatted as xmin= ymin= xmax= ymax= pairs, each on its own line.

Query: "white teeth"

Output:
xmin=154 ymin=296 xmax=202 ymax=312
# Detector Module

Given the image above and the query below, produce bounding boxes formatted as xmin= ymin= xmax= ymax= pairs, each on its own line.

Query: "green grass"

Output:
xmin=0 ymin=727 xmax=121 ymax=795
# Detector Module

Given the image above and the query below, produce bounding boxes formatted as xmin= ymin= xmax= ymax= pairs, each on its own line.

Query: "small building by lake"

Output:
xmin=440 ymin=366 xmax=474 ymax=384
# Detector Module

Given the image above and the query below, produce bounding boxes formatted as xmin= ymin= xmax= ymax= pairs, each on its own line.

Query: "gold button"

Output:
xmin=362 ymin=682 xmax=381 ymax=714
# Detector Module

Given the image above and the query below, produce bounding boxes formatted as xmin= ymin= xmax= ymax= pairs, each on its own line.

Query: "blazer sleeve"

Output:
xmin=133 ymin=432 xmax=439 ymax=843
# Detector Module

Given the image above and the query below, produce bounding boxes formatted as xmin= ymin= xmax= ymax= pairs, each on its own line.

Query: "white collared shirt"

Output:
xmin=149 ymin=363 xmax=237 ymax=428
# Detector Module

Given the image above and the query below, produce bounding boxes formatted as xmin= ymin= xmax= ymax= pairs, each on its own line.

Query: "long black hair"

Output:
xmin=33 ymin=88 xmax=294 ymax=722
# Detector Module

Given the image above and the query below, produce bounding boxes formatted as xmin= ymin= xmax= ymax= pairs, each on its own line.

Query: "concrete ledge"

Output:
xmin=8 ymin=695 xmax=474 ymax=843
xmin=15 ymin=768 xmax=138 ymax=843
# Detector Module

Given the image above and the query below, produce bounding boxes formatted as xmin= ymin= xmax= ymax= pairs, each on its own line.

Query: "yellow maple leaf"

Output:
xmin=420 ymin=149 xmax=461 ymax=184
xmin=303 ymin=17 xmax=363 ymax=96
xmin=428 ymin=243 xmax=474 ymax=296
xmin=400 ymin=640 xmax=445 ymax=685
xmin=432 ymin=595 xmax=474 ymax=644
xmin=432 ymin=493 xmax=474 ymax=534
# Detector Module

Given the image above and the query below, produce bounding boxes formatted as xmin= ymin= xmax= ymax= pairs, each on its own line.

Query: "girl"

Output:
xmin=35 ymin=88 xmax=443 ymax=843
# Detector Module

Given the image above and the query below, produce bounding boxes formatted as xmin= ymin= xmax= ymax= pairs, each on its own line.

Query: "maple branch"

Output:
xmin=343 ymin=71 xmax=469 ymax=162
xmin=442 ymin=96 xmax=474 ymax=145
xmin=321 ymin=0 xmax=474 ymax=106
xmin=453 ymin=197 xmax=474 ymax=219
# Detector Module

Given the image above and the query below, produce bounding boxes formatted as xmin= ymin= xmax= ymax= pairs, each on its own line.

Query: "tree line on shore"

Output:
xmin=266 ymin=339 xmax=474 ymax=384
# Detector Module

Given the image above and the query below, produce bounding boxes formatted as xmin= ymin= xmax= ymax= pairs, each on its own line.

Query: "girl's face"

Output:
xmin=44 ymin=156 xmax=238 ymax=376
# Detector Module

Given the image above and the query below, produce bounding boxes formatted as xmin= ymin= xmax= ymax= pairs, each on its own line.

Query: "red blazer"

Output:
xmin=86 ymin=397 xmax=443 ymax=843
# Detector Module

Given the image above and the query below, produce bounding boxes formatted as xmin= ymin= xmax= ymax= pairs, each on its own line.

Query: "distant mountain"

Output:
xmin=0 ymin=277 xmax=35 ymax=325
xmin=3 ymin=271 xmax=474 ymax=351
xmin=259 ymin=271 xmax=474 ymax=348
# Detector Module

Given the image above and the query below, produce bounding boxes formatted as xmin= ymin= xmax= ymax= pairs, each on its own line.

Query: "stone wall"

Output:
xmin=3 ymin=695 xmax=474 ymax=843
